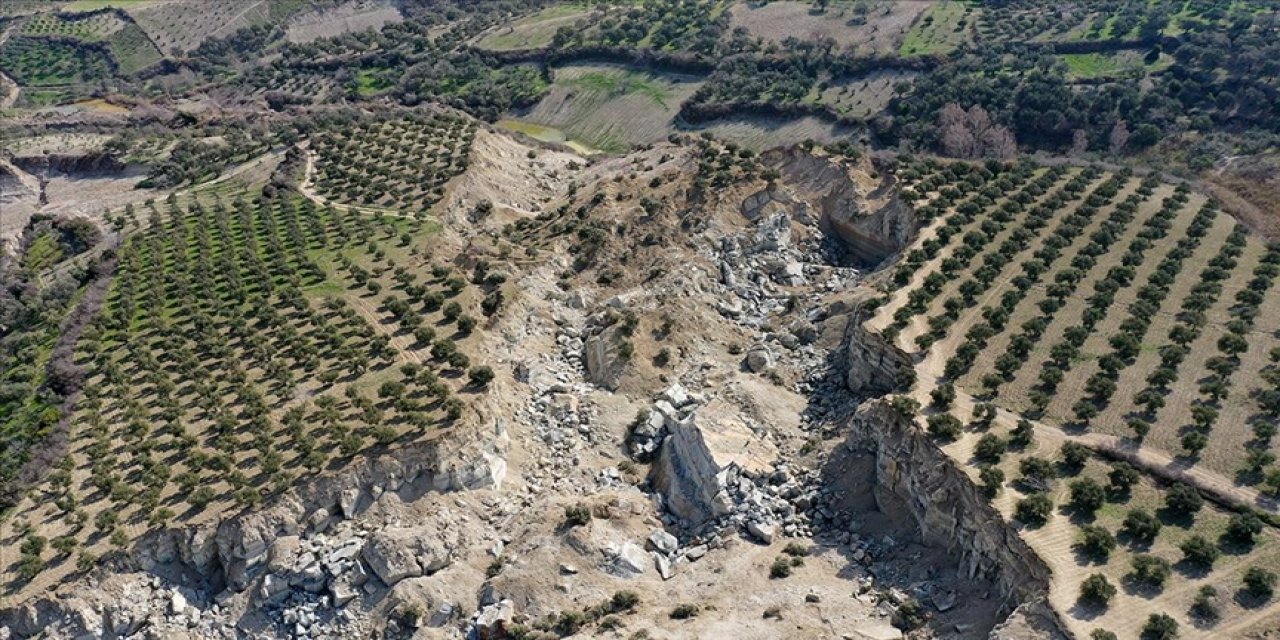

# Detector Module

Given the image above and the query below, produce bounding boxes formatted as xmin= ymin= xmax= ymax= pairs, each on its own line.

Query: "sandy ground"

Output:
xmin=728 ymin=0 xmax=932 ymax=54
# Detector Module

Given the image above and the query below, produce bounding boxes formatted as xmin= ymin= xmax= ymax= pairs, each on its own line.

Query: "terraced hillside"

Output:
xmin=519 ymin=64 xmax=702 ymax=153
xmin=307 ymin=112 xmax=478 ymax=215
xmin=0 ymin=166 xmax=500 ymax=597
xmin=861 ymin=158 xmax=1280 ymax=638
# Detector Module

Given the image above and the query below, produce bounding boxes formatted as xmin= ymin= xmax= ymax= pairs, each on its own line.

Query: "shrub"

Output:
xmin=892 ymin=600 xmax=927 ymax=631
xmin=930 ymin=383 xmax=955 ymax=409
xmin=769 ymin=557 xmax=793 ymax=579
xmin=1130 ymin=554 xmax=1171 ymax=588
xmin=979 ymin=466 xmax=1004 ymax=498
xmin=1122 ymin=509 xmax=1162 ymax=543
xmin=1019 ymin=456 xmax=1056 ymax=487
xmin=926 ymin=414 xmax=963 ymax=440
xmin=1069 ymin=478 xmax=1106 ymax=515
xmin=456 ymin=314 xmax=477 ymax=334
xmin=1141 ymin=613 xmax=1178 ymax=640
xmin=1179 ymin=534 xmax=1218 ymax=568
xmin=1191 ymin=585 xmax=1219 ymax=621
xmin=564 ymin=504 xmax=592 ymax=527
xmin=1079 ymin=525 xmax=1115 ymax=560
xmin=1015 ymin=493 xmax=1053 ymax=526
xmin=670 ymin=604 xmax=699 ymax=619
xmin=1244 ymin=566 xmax=1277 ymax=599
xmin=1009 ymin=418 xmax=1035 ymax=447
xmin=1107 ymin=462 xmax=1139 ymax=494
xmin=1090 ymin=631 xmax=1118 ymax=640
xmin=1164 ymin=484 xmax=1203 ymax=516
xmin=610 ymin=590 xmax=640 ymax=612
xmin=974 ymin=434 xmax=1006 ymax=463
xmin=1079 ymin=573 xmax=1116 ymax=606
xmin=1060 ymin=441 xmax=1090 ymax=471
xmin=469 ymin=365 xmax=495 ymax=387
xmin=1226 ymin=512 xmax=1264 ymax=544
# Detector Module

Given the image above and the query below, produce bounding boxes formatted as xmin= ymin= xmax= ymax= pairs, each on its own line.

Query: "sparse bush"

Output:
xmin=669 ymin=604 xmax=699 ymax=619
xmin=1079 ymin=573 xmax=1116 ymax=606
xmin=1244 ymin=566 xmax=1277 ymax=599
xmin=564 ymin=504 xmax=592 ymax=527
xmin=1141 ymin=613 xmax=1178 ymax=639
xmin=1015 ymin=493 xmax=1053 ymax=526
xmin=1130 ymin=554 xmax=1171 ymax=588
xmin=926 ymin=414 xmax=963 ymax=440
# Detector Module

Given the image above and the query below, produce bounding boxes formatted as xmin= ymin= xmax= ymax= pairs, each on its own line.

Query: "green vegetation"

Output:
xmin=477 ymin=3 xmax=591 ymax=51
xmin=0 ymin=37 xmax=115 ymax=87
xmin=310 ymin=111 xmax=477 ymax=212
xmin=899 ymin=1 xmax=972 ymax=56
xmin=105 ymin=22 xmax=163 ymax=75
xmin=2 ymin=150 xmax=494 ymax=585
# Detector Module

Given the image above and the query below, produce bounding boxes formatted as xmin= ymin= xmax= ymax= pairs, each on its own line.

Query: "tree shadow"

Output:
xmin=1233 ymin=589 xmax=1275 ymax=610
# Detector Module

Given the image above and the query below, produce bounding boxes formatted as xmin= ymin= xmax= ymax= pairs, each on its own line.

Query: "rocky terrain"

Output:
xmin=0 ymin=128 xmax=1062 ymax=640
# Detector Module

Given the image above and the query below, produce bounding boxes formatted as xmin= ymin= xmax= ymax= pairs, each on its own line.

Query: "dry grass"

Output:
xmin=818 ymin=69 xmax=914 ymax=118
xmin=685 ymin=115 xmax=859 ymax=152
xmin=519 ymin=63 xmax=702 ymax=153
xmin=728 ymin=0 xmax=931 ymax=55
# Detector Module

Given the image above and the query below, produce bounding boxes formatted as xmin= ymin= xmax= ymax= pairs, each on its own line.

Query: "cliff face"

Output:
xmin=843 ymin=304 xmax=914 ymax=396
xmin=0 ymin=423 xmax=508 ymax=639
xmin=764 ymin=148 xmax=918 ymax=268
xmin=841 ymin=400 xmax=1052 ymax=603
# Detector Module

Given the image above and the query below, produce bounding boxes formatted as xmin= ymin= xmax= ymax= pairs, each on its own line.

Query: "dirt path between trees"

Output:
xmin=904 ymin=301 xmax=1280 ymax=517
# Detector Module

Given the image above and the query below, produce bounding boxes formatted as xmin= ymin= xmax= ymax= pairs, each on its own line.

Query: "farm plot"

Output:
xmin=685 ymin=114 xmax=859 ymax=152
xmin=883 ymin=160 xmax=1280 ymax=482
xmin=0 ymin=37 xmax=115 ymax=87
xmin=1059 ymin=50 xmax=1173 ymax=81
xmin=934 ymin=405 xmax=1280 ymax=639
xmin=128 ymin=0 xmax=272 ymax=53
xmin=105 ymin=22 xmax=163 ymax=74
xmin=898 ymin=0 xmax=974 ymax=56
xmin=866 ymin=157 xmax=1280 ymax=637
xmin=475 ymin=3 xmax=592 ymax=51
xmin=310 ymin=111 xmax=478 ymax=214
xmin=17 ymin=10 xmax=128 ymax=40
xmin=519 ymin=64 xmax=702 ymax=153
xmin=0 ymin=183 xmax=501 ymax=598
xmin=728 ymin=0 xmax=932 ymax=55
xmin=818 ymin=69 xmax=914 ymax=119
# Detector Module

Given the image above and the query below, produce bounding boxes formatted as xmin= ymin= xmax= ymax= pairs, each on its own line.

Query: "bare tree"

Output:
xmin=1070 ymin=129 xmax=1089 ymax=156
xmin=938 ymin=103 xmax=1018 ymax=159
xmin=1109 ymin=120 xmax=1130 ymax=155
xmin=982 ymin=126 xmax=1018 ymax=160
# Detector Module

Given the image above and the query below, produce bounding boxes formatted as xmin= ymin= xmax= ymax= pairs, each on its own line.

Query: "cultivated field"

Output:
xmin=0 ymin=37 xmax=114 ymax=87
xmin=310 ymin=111 xmax=478 ymax=213
xmin=898 ymin=0 xmax=973 ymax=55
xmin=818 ymin=69 xmax=914 ymax=119
xmin=863 ymin=158 xmax=1280 ymax=638
xmin=127 ymin=0 xmax=273 ymax=53
xmin=1059 ymin=50 xmax=1173 ymax=81
xmin=284 ymin=0 xmax=402 ymax=44
xmin=17 ymin=11 xmax=127 ymax=40
xmin=519 ymin=63 xmax=702 ymax=153
xmin=475 ymin=3 xmax=591 ymax=51
xmin=685 ymin=115 xmax=859 ymax=152
xmin=728 ymin=0 xmax=931 ymax=55
xmin=0 ymin=171 xmax=500 ymax=598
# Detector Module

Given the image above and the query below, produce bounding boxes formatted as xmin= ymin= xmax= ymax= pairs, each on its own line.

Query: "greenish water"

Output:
xmin=495 ymin=119 xmax=600 ymax=155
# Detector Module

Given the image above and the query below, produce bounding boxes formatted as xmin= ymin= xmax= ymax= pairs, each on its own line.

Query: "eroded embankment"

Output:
xmin=816 ymin=165 xmax=1067 ymax=637
xmin=0 ymin=424 xmax=506 ymax=638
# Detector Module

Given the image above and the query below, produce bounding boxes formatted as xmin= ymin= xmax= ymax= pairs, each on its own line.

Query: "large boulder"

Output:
xmin=651 ymin=398 xmax=777 ymax=526
xmin=361 ymin=530 xmax=452 ymax=586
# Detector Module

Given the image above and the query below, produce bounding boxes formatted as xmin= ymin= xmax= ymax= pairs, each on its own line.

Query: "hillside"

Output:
xmin=2 ymin=2 xmax=1280 ymax=640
